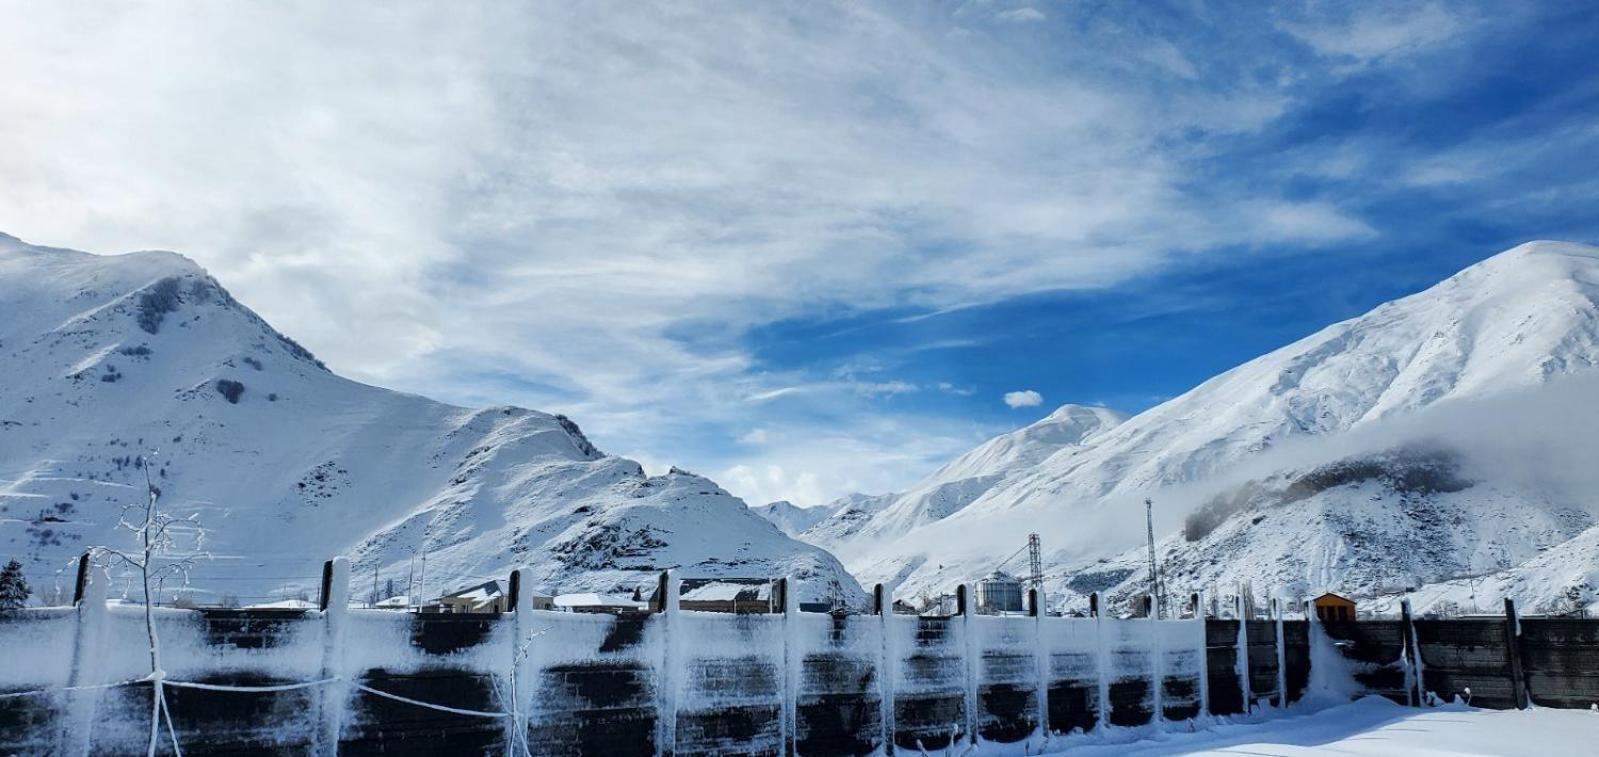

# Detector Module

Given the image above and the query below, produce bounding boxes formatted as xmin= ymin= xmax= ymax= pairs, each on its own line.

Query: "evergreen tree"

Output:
xmin=0 ymin=559 xmax=31 ymax=609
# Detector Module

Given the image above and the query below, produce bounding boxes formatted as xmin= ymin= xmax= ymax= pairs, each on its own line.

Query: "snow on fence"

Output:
xmin=2 ymin=566 xmax=1319 ymax=756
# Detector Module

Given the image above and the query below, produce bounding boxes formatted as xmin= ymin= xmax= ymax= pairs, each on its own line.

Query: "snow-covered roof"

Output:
xmin=554 ymin=592 xmax=645 ymax=609
xmin=439 ymin=580 xmax=502 ymax=603
xmin=680 ymin=581 xmax=772 ymax=603
xmin=372 ymin=595 xmax=410 ymax=608
xmin=243 ymin=598 xmax=317 ymax=609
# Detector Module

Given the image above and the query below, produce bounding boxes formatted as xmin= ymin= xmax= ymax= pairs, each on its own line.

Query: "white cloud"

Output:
xmin=0 ymin=2 xmax=1383 ymax=501
xmin=739 ymin=428 xmax=770 ymax=445
xmin=719 ymin=464 xmax=828 ymax=509
xmin=996 ymin=8 xmax=1045 ymax=24
xmin=1282 ymin=4 xmax=1467 ymax=62
xmin=853 ymin=380 xmax=918 ymax=398
xmin=717 ymin=413 xmax=991 ymax=506
xmin=1004 ymin=390 xmax=1043 ymax=408
xmin=1248 ymin=201 xmax=1377 ymax=245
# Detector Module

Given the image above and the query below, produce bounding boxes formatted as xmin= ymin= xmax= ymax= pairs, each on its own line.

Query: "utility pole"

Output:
xmin=1026 ymin=533 xmax=1043 ymax=590
xmin=418 ymin=551 xmax=427 ymax=611
xmin=1145 ymin=497 xmax=1161 ymax=619
xmin=407 ymin=554 xmax=417 ymax=605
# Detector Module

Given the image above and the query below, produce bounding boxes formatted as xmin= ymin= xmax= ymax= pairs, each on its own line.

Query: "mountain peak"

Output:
xmin=1504 ymin=239 xmax=1599 ymax=259
xmin=1042 ymin=403 xmax=1129 ymax=427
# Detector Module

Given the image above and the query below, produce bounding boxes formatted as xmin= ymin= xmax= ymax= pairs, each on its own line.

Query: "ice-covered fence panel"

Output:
xmin=0 ymin=605 xmax=330 ymax=756
xmin=1281 ymin=620 xmax=1310 ymax=704
xmin=523 ymin=609 xmax=659 ymax=756
xmin=1157 ymin=618 xmax=1205 ymax=720
xmin=1042 ymin=616 xmax=1101 ymax=734
xmin=1320 ymin=620 xmax=1409 ymax=704
xmin=0 ymin=607 xmax=78 ymax=753
xmin=792 ymin=611 xmax=882 ymax=755
xmin=1203 ymin=620 xmax=1244 ymax=715
xmin=1244 ymin=620 xmax=1282 ymax=708
xmin=890 ymin=614 xmax=967 ymax=751
xmin=971 ymin=614 xmax=1039 ymax=743
xmin=166 ymin=608 xmax=325 ymax=755
xmin=70 ymin=605 xmax=325 ymax=754
xmin=339 ymin=610 xmax=508 ymax=755
xmin=0 ymin=607 xmax=76 ymax=688
xmin=674 ymin=610 xmax=785 ymax=755
xmin=1102 ymin=618 xmax=1156 ymax=726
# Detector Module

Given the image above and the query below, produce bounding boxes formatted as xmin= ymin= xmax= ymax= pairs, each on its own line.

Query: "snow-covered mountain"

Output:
xmin=801 ymin=404 xmax=1125 ymax=555
xmin=820 ymin=241 xmax=1599 ymax=613
xmin=0 ymin=232 xmax=865 ymax=607
xmin=750 ymin=500 xmax=838 ymax=538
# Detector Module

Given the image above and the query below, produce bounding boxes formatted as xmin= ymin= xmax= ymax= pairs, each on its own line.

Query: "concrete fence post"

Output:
xmin=72 ymin=551 xmax=91 ymax=605
xmin=958 ymin=583 xmax=977 ymax=747
xmin=1272 ymin=598 xmax=1286 ymax=707
xmin=1030 ymin=587 xmax=1048 ymax=746
xmin=656 ymin=570 xmax=680 ymax=757
xmin=779 ymin=576 xmax=799 ymax=757
xmin=506 ymin=568 xmax=537 ymax=752
xmin=1147 ymin=594 xmax=1164 ymax=725
xmin=1399 ymin=598 xmax=1419 ymax=707
xmin=316 ymin=557 xmax=351 ymax=757
xmin=1503 ymin=598 xmax=1528 ymax=710
xmin=1091 ymin=592 xmax=1108 ymax=732
xmin=1194 ymin=592 xmax=1209 ymax=717
xmin=1234 ymin=594 xmax=1251 ymax=712
xmin=61 ymin=555 xmax=107 ymax=756
xmin=874 ymin=584 xmax=895 ymax=755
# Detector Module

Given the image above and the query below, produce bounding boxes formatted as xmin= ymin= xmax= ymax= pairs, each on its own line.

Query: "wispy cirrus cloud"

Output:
xmin=5 ymin=0 xmax=1584 ymax=507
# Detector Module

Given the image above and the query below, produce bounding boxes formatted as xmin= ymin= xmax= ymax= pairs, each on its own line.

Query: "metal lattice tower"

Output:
xmin=1027 ymin=533 xmax=1042 ymax=589
xmin=1145 ymin=497 xmax=1161 ymax=618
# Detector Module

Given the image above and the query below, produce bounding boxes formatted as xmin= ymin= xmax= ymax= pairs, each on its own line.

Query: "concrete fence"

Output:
xmin=5 ymin=564 xmax=1594 ymax=756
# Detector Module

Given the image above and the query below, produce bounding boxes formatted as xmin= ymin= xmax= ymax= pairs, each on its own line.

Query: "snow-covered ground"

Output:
xmin=1047 ymin=698 xmax=1597 ymax=756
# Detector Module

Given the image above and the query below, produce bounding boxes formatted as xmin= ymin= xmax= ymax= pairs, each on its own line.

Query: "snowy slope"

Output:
xmin=802 ymin=404 xmax=1125 ymax=553
xmin=1059 ymin=440 xmax=1593 ymax=616
xmin=827 ymin=241 xmax=1599 ymax=610
xmin=0 ymin=232 xmax=865 ymax=607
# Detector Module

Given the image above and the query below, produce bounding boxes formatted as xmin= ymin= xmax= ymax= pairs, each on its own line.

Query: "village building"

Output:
xmin=678 ymin=579 xmax=775 ymax=613
xmin=428 ymin=580 xmax=506 ymax=614
xmin=644 ymin=577 xmax=836 ymax=613
xmin=1313 ymin=592 xmax=1357 ymax=622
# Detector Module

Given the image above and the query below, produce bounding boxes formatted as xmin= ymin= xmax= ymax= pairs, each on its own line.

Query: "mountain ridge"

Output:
xmin=0 ymin=232 xmax=866 ymax=607
xmin=812 ymin=240 xmax=1599 ymax=614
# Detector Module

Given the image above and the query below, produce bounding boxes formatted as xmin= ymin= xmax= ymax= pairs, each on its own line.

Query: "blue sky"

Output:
xmin=3 ymin=1 xmax=1597 ymax=506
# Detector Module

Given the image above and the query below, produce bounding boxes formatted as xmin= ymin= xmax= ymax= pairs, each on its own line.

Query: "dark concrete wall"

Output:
xmin=1519 ymin=619 xmax=1599 ymax=709
xmin=1413 ymin=619 xmax=1516 ymax=708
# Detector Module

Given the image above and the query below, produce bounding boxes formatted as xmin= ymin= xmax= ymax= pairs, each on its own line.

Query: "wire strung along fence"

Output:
xmin=2 ymin=556 xmax=1597 ymax=756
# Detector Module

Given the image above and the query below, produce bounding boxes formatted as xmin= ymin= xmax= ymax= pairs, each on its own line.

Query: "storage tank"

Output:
xmin=975 ymin=570 xmax=1024 ymax=614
